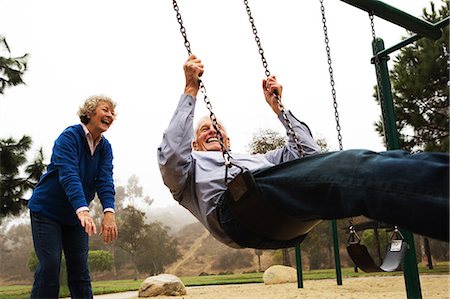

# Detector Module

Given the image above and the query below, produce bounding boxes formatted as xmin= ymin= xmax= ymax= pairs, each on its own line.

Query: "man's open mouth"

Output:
xmin=207 ymin=137 xmax=219 ymax=143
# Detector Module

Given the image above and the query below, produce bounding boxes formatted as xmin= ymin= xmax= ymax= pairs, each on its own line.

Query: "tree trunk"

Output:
xmin=282 ymin=249 xmax=291 ymax=267
xmin=423 ymin=237 xmax=433 ymax=269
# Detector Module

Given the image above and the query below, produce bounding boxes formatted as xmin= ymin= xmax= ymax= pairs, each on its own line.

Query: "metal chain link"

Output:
xmin=172 ymin=0 xmax=232 ymax=168
xmin=243 ymin=0 xmax=304 ymax=157
xmin=319 ymin=0 xmax=353 ymax=233
xmin=320 ymin=0 xmax=343 ymax=151
xmin=370 ymin=13 xmax=389 ymax=147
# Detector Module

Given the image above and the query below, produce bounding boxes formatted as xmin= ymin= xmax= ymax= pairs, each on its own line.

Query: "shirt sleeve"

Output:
xmin=265 ymin=110 xmax=321 ymax=164
xmin=157 ymin=94 xmax=196 ymax=201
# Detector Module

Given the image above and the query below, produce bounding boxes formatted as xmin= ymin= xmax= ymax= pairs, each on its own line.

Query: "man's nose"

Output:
xmin=207 ymin=126 xmax=217 ymax=134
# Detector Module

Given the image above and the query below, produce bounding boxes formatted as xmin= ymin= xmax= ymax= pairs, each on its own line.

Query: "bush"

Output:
xmin=88 ymin=250 xmax=114 ymax=273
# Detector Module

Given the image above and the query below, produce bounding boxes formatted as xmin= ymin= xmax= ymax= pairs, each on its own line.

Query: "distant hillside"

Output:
xmin=143 ymin=204 xmax=289 ymax=276
xmin=165 ymin=222 xmax=278 ymax=276
xmin=144 ymin=204 xmax=198 ymax=234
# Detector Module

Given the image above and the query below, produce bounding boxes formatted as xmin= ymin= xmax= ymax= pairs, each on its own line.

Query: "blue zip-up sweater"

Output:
xmin=28 ymin=124 xmax=115 ymax=225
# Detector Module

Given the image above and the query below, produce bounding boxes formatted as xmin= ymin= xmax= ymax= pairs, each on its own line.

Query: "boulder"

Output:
xmin=138 ymin=274 xmax=186 ymax=297
xmin=262 ymin=265 xmax=298 ymax=285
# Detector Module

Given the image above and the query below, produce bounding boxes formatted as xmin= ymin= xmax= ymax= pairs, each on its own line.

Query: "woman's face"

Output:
xmin=87 ymin=101 xmax=115 ymax=134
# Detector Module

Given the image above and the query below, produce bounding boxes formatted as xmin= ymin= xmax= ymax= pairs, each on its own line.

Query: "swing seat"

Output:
xmin=380 ymin=239 xmax=408 ymax=271
xmin=226 ymin=170 xmax=322 ymax=241
xmin=346 ymin=239 xmax=408 ymax=273
xmin=346 ymin=243 xmax=383 ymax=272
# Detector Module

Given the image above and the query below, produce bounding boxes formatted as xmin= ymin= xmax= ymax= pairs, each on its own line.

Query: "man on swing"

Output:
xmin=157 ymin=54 xmax=449 ymax=249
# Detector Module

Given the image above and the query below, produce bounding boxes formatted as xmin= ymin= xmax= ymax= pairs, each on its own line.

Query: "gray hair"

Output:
xmin=77 ymin=95 xmax=116 ymax=124
xmin=194 ymin=115 xmax=227 ymax=138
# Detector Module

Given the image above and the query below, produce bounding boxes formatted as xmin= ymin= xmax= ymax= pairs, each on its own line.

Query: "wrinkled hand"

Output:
xmin=184 ymin=54 xmax=204 ymax=97
xmin=100 ymin=212 xmax=118 ymax=243
xmin=77 ymin=211 xmax=97 ymax=237
xmin=262 ymin=75 xmax=283 ymax=115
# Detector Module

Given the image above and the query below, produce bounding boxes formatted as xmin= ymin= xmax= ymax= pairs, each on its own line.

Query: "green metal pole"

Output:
xmin=375 ymin=17 xmax=449 ymax=61
xmin=340 ymin=0 xmax=441 ymax=40
xmin=295 ymin=244 xmax=303 ymax=288
xmin=372 ymin=37 xmax=422 ymax=299
xmin=331 ymin=220 xmax=343 ymax=285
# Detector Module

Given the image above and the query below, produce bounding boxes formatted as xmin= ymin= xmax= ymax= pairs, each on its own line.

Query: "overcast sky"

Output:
xmin=0 ymin=0 xmax=435 ymax=208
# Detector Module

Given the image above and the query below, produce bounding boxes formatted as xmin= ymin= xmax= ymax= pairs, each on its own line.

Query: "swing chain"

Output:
xmin=243 ymin=0 xmax=304 ymax=158
xmin=172 ymin=0 xmax=232 ymax=169
xmin=173 ymin=0 xmax=191 ymax=55
xmin=319 ymin=0 xmax=343 ymax=152
xmin=369 ymin=13 xmax=390 ymax=148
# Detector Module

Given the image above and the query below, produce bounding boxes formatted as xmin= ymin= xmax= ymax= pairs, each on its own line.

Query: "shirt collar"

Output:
xmin=80 ymin=123 xmax=102 ymax=143
xmin=81 ymin=123 xmax=102 ymax=156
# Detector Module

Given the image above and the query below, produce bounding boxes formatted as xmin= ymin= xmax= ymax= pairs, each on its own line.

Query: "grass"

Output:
xmin=1 ymin=262 xmax=448 ymax=299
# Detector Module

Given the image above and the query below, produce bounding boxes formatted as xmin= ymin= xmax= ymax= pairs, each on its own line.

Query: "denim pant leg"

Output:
xmin=30 ymin=211 xmax=63 ymax=299
xmin=62 ymin=224 xmax=92 ymax=299
xmin=253 ymin=149 xmax=449 ymax=241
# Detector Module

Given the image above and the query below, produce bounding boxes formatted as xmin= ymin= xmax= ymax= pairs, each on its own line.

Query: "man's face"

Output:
xmin=193 ymin=118 xmax=230 ymax=152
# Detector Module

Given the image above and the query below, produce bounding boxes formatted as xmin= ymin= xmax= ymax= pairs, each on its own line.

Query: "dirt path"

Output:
xmin=167 ymin=229 xmax=210 ymax=273
xmin=93 ymin=274 xmax=449 ymax=299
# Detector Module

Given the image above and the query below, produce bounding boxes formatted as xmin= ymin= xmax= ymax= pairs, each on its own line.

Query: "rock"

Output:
xmin=138 ymin=274 xmax=186 ymax=297
xmin=262 ymin=265 xmax=298 ymax=285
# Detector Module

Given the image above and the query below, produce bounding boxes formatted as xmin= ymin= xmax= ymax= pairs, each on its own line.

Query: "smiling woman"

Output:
xmin=27 ymin=95 xmax=119 ymax=299
xmin=78 ymin=95 xmax=117 ymax=143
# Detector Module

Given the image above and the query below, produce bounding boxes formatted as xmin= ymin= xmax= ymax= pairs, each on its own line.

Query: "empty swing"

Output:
xmin=344 ymin=11 xmax=408 ymax=273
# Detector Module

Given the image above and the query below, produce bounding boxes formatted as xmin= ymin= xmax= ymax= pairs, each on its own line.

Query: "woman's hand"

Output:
xmin=77 ymin=211 xmax=97 ymax=237
xmin=101 ymin=212 xmax=118 ymax=243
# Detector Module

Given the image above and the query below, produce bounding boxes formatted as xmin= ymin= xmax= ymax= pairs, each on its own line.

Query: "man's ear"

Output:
xmin=192 ymin=141 xmax=198 ymax=150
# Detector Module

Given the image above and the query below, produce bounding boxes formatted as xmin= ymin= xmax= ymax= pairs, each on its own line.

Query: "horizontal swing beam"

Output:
xmin=339 ymin=0 xmax=443 ymax=40
xmin=373 ymin=16 xmax=450 ymax=59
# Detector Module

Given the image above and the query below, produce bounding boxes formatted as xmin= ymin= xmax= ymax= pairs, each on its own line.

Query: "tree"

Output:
xmin=135 ymin=222 xmax=180 ymax=275
xmin=247 ymin=128 xmax=286 ymax=154
xmin=0 ymin=223 xmax=34 ymax=280
xmin=113 ymin=206 xmax=145 ymax=278
xmin=125 ymin=174 xmax=154 ymax=208
xmin=0 ymin=35 xmax=29 ymax=94
xmin=212 ymin=250 xmax=253 ymax=272
xmin=374 ymin=1 xmax=449 ymax=152
xmin=116 ymin=206 xmax=179 ymax=278
xmin=88 ymin=250 xmax=114 ymax=279
xmin=255 ymin=249 xmax=263 ymax=272
xmin=0 ymin=136 xmax=45 ymax=221
xmin=24 ymin=147 xmax=46 ymax=189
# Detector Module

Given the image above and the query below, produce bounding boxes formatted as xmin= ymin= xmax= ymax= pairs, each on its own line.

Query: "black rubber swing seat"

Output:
xmin=225 ymin=170 xmax=322 ymax=241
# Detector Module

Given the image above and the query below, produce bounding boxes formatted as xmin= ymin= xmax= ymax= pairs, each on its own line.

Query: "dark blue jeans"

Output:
xmin=219 ymin=149 xmax=449 ymax=249
xmin=30 ymin=211 xmax=92 ymax=299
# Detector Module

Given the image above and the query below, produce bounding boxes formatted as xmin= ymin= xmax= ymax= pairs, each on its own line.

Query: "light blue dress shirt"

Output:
xmin=158 ymin=94 xmax=320 ymax=247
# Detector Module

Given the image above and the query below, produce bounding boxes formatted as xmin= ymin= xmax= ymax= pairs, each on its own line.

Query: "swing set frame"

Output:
xmin=339 ymin=2 xmax=448 ymax=298
xmin=171 ymin=1 xmax=449 ymax=298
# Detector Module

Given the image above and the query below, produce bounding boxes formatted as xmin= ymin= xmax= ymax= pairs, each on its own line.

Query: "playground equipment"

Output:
xmin=171 ymin=1 xmax=449 ymax=298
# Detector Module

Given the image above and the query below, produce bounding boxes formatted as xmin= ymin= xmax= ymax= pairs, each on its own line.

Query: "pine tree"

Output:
xmin=375 ymin=0 xmax=449 ymax=152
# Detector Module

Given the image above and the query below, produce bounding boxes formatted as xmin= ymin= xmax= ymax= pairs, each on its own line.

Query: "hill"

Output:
xmin=165 ymin=222 xmax=278 ymax=276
